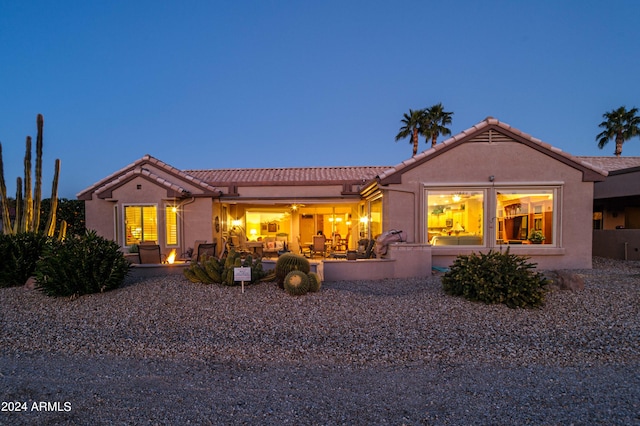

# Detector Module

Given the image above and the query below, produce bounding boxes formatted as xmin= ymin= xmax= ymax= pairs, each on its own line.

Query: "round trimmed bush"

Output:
xmin=307 ymin=272 xmax=322 ymax=293
xmin=283 ymin=270 xmax=310 ymax=296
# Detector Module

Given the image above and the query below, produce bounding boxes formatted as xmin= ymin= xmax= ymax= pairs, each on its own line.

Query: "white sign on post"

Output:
xmin=234 ymin=267 xmax=251 ymax=293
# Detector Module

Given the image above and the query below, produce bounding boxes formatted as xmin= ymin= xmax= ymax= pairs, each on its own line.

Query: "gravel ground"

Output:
xmin=1 ymin=257 xmax=639 ymax=425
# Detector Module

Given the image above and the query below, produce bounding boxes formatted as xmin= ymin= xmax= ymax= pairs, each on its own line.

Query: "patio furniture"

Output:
xmin=355 ymin=239 xmax=376 ymax=259
xmin=197 ymin=242 xmax=217 ymax=259
xmin=262 ymin=235 xmax=288 ymax=257
xmin=190 ymin=240 xmax=206 ymax=260
xmin=246 ymin=241 xmax=264 ymax=257
xmin=337 ymin=232 xmax=350 ymax=251
xmin=298 ymin=235 xmax=312 ymax=257
xmin=138 ymin=244 xmax=162 ymax=264
xmin=310 ymin=234 xmax=327 ymax=258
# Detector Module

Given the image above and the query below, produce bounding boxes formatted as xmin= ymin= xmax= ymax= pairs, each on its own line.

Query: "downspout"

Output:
xmin=177 ymin=196 xmax=196 ymax=257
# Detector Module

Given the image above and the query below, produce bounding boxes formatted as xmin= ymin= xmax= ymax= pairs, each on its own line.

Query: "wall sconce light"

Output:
xmin=489 ymin=175 xmax=495 ymax=182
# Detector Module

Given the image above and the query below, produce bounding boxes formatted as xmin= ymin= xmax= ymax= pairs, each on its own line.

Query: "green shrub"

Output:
xmin=0 ymin=232 xmax=51 ymax=287
xmin=34 ymin=231 xmax=130 ymax=297
xmin=307 ymin=272 xmax=322 ymax=293
xmin=275 ymin=253 xmax=310 ymax=288
xmin=283 ymin=270 xmax=310 ymax=296
xmin=441 ymin=249 xmax=548 ymax=308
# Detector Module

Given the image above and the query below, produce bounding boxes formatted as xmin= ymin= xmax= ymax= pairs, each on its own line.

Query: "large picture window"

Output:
xmin=124 ymin=205 xmax=158 ymax=246
xmin=496 ymin=188 xmax=554 ymax=245
xmin=426 ymin=187 xmax=556 ymax=247
xmin=427 ymin=190 xmax=485 ymax=245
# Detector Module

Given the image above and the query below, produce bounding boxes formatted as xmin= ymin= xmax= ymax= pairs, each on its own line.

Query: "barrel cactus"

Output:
xmin=283 ymin=270 xmax=310 ymax=296
xmin=275 ymin=253 xmax=310 ymax=288
xmin=307 ymin=272 xmax=322 ymax=293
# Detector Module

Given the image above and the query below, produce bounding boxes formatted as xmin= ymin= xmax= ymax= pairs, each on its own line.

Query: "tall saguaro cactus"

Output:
xmin=0 ymin=114 xmax=66 ymax=238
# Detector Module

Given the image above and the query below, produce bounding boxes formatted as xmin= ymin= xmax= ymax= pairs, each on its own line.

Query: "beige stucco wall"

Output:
xmin=180 ymin=198 xmax=216 ymax=255
xmin=381 ymin=140 xmax=595 ymax=269
xmin=84 ymin=174 xmax=216 ymax=257
xmin=84 ymin=197 xmax=117 ymax=240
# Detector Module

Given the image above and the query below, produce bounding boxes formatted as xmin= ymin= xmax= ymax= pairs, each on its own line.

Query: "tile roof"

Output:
xmin=77 ymin=154 xmax=219 ymax=199
xmin=184 ymin=166 xmax=392 ymax=185
xmin=575 ymin=156 xmax=640 ymax=173
xmin=94 ymin=166 xmax=192 ymax=199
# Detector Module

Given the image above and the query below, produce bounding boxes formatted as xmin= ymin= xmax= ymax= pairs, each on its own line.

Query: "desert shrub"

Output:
xmin=283 ymin=270 xmax=310 ymax=296
xmin=0 ymin=232 xmax=51 ymax=287
xmin=441 ymin=249 xmax=548 ymax=308
xmin=275 ymin=253 xmax=310 ymax=288
xmin=34 ymin=230 xmax=130 ymax=297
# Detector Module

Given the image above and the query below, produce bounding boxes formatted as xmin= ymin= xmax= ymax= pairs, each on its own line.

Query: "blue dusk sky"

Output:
xmin=1 ymin=0 xmax=639 ymax=199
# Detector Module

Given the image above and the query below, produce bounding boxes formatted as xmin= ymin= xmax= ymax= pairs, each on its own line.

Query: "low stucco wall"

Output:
xmin=431 ymin=246 xmax=585 ymax=270
xmin=322 ymin=258 xmax=395 ymax=282
xmin=128 ymin=244 xmax=429 ymax=283
xmin=386 ymin=243 xmax=432 ymax=278
xmin=322 ymin=243 xmax=431 ymax=282
xmin=129 ymin=262 xmax=190 ymax=279
xmin=265 ymin=257 xmax=396 ymax=283
xmin=593 ymin=229 xmax=640 ymax=260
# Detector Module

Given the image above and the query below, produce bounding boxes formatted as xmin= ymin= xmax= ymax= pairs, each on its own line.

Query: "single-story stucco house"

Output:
xmin=78 ymin=117 xmax=613 ymax=279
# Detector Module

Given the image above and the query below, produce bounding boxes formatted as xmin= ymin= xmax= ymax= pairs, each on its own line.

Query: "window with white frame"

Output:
xmin=124 ymin=205 xmax=158 ymax=246
xmin=165 ymin=205 xmax=179 ymax=246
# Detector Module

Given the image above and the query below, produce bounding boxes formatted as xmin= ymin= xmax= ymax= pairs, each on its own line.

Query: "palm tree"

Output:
xmin=596 ymin=106 xmax=640 ymax=157
xmin=395 ymin=109 xmax=427 ymax=156
xmin=423 ymin=103 xmax=453 ymax=147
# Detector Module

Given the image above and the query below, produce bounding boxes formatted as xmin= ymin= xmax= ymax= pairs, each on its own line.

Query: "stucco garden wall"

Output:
xmin=593 ymin=229 xmax=640 ymax=260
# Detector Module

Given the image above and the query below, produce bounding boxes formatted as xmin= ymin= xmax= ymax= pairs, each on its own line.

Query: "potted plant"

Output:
xmin=528 ymin=230 xmax=545 ymax=244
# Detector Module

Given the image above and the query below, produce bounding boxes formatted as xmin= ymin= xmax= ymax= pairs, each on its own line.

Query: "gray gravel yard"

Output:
xmin=1 ymin=257 xmax=639 ymax=425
